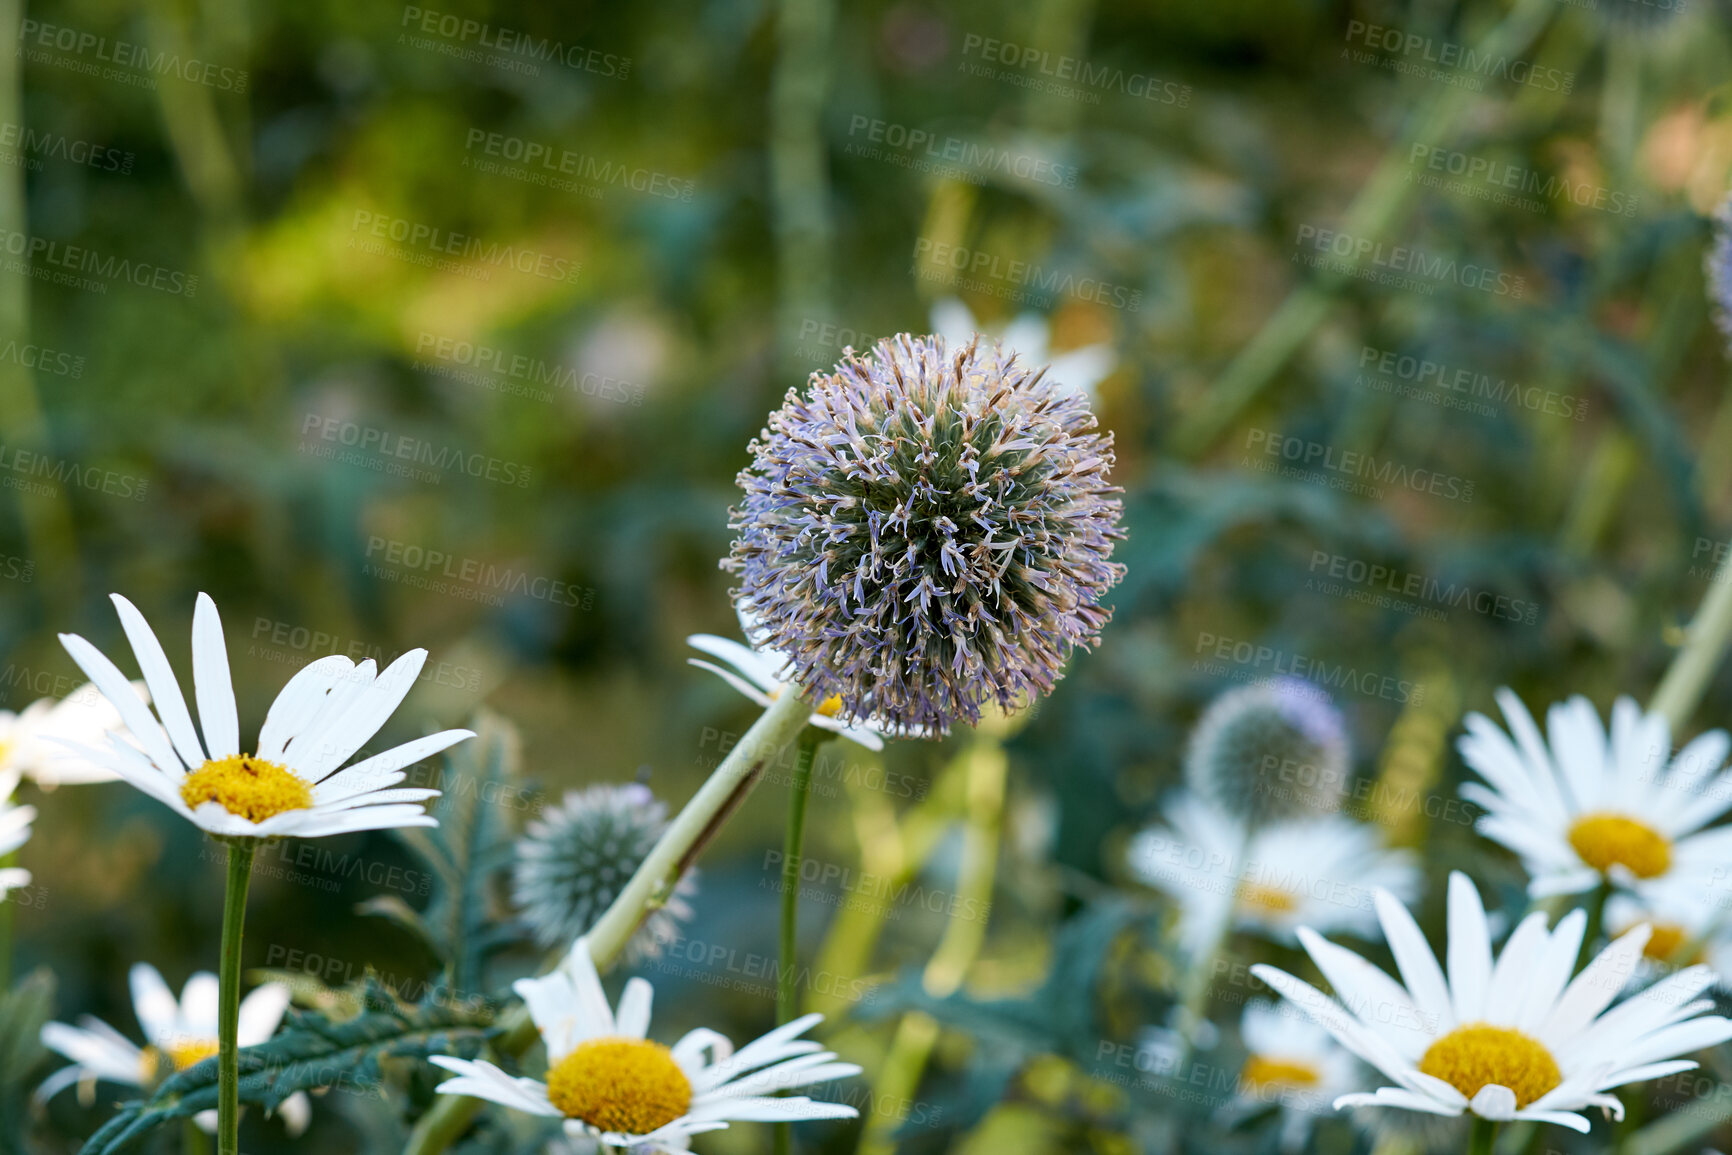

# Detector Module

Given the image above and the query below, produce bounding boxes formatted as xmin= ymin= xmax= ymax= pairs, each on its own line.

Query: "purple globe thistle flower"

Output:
xmin=724 ymin=333 xmax=1125 ymax=736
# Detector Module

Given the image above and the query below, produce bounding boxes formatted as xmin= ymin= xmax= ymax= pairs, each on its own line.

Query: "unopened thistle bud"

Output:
xmin=724 ymin=333 xmax=1126 ymax=736
xmin=512 ymin=784 xmax=694 ymax=961
xmin=1184 ymin=678 xmax=1349 ymax=827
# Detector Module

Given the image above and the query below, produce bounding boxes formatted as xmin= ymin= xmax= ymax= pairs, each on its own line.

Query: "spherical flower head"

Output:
xmin=1185 ymin=678 xmax=1349 ymax=828
xmin=512 ymin=784 xmax=694 ymax=962
xmin=724 ymin=333 xmax=1126 ymax=736
xmin=1710 ymin=196 xmax=1732 ymax=348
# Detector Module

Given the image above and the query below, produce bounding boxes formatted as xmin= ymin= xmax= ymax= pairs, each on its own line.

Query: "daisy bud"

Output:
xmin=1184 ymin=678 xmax=1349 ymax=828
xmin=511 ymin=784 xmax=694 ymax=961
xmin=724 ymin=333 xmax=1126 ymax=736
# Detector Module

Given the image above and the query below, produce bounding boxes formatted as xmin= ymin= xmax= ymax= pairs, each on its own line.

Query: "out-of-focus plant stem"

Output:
xmin=1651 ymin=560 xmax=1732 ymax=732
xmin=1169 ymin=0 xmax=1556 ymax=456
xmin=0 ymin=850 xmax=14 ymax=990
xmin=404 ymin=688 xmax=815 ymax=1155
xmin=858 ymin=731 xmax=1006 ymax=1155
xmin=774 ymin=728 xmax=823 ymax=1155
xmin=771 ymin=0 xmax=835 ymax=379
xmin=0 ymin=0 xmax=78 ymax=618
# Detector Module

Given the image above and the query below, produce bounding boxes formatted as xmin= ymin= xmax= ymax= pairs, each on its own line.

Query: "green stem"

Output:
xmin=1577 ymin=879 xmax=1611 ymax=972
xmin=774 ymin=729 xmax=822 ymax=1155
xmin=404 ymin=688 xmax=816 ymax=1155
xmin=217 ymin=841 xmax=255 ymax=1155
xmin=1649 ymin=561 xmax=1732 ymax=732
xmin=1469 ymin=1117 xmax=1499 ymax=1155
xmin=184 ymin=1117 xmax=211 ymax=1155
xmin=0 ymin=848 xmax=16 ymax=991
xmin=1169 ymin=0 xmax=1555 ymax=456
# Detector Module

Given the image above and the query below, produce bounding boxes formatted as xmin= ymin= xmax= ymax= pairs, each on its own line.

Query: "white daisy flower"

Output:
xmin=39 ymin=962 xmax=310 ymax=1134
xmin=1225 ymin=1001 xmax=1359 ymax=1152
xmin=430 ymin=938 xmax=862 ymax=1151
xmin=57 ymin=593 xmax=473 ymax=840
xmin=930 ymin=298 xmax=1116 ymax=400
xmin=0 ymin=769 xmax=35 ymax=898
xmin=1459 ymin=689 xmax=1732 ymax=898
xmin=0 ymin=682 xmax=143 ymax=787
xmin=1251 ymin=871 xmax=1732 ymax=1133
xmin=1126 ymin=793 xmax=1419 ymax=956
xmin=687 ymin=611 xmax=905 ymax=750
xmin=1605 ymin=879 xmax=1732 ymax=981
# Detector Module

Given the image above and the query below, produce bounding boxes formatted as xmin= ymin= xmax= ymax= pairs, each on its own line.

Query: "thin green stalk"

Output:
xmin=1468 ymin=1117 xmax=1498 ymax=1155
xmin=0 ymin=848 xmax=15 ymax=991
xmin=1170 ymin=0 xmax=1556 ymax=455
xmin=1577 ymin=879 xmax=1611 ymax=972
xmin=217 ymin=841 xmax=255 ymax=1155
xmin=404 ymin=688 xmax=816 ymax=1155
xmin=775 ymin=729 xmax=822 ymax=1155
xmin=184 ymin=1117 xmax=211 ymax=1155
xmin=1649 ymin=560 xmax=1732 ymax=732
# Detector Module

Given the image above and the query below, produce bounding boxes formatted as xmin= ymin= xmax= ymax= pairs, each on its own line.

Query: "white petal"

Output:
xmin=295 ymin=650 xmax=428 ymax=779
xmin=428 ymin=1056 xmax=560 ymax=1116
xmin=1469 ymin=1084 xmax=1518 ymax=1120
xmin=109 ymin=595 xmax=206 ymax=770
xmin=1446 ymin=873 xmax=1492 ymax=1024
xmin=257 ymin=656 xmax=355 ymax=762
xmin=309 ymin=729 xmax=472 ymax=805
xmin=190 ymin=594 xmax=239 ymax=760
xmin=128 ymin=964 xmax=179 ymax=1047
xmin=58 ymin=633 xmax=183 ymax=776
xmin=238 ymin=983 xmax=291 ymax=1045
xmin=615 ymin=978 xmax=654 ymax=1040
xmin=1374 ymin=889 xmax=1454 ymax=1035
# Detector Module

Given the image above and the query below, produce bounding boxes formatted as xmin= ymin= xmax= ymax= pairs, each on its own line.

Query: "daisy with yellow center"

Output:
xmin=1251 ymin=872 xmax=1732 ymax=1133
xmin=1126 ymin=793 xmax=1419 ymax=957
xmin=430 ymin=937 xmax=862 ymax=1148
xmin=37 ymin=963 xmax=310 ymax=1136
xmin=0 ymin=681 xmax=142 ymax=788
xmin=56 ymin=593 xmax=475 ymax=841
xmin=1459 ymin=689 xmax=1732 ymax=897
xmin=1604 ymin=881 xmax=1732 ymax=977
xmin=1224 ymin=1002 xmax=1360 ymax=1152
xmin=687 ymin=608 xmax=927 ymax=751
xmin=57 ymin=593 xmax=475 ymax=1154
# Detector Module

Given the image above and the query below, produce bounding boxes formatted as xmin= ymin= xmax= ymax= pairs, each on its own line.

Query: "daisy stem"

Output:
xmin=774 ymin=727 xmax=823 ymax=1155
xmin=404 ymin=688 xmax=815 ymax=1155
xmin=217 ymin=841 xmax=255 ymax=1155
xmin=183 ymin=1118 xmax=211 ymax=1155
xmin=0 ymin=849 xmax=15 ymax=991
xmin=1650 ymin=561 xmax=1732 ymax=732
xmin=1468 ymin=1117 xmax=1498 ymax=1155
xmin=1577 ymin=879 xmax=1611 ymax=971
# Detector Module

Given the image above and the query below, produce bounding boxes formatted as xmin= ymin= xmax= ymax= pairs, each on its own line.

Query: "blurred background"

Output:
xmin=4 ymin=0 xmax=1732 ymax=1150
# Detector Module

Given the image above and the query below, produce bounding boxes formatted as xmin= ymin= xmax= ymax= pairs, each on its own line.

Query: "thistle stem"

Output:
xmin=774 ymin=728 xmax=822 ymax=1155
xmin=404 ymin=688 xmax=815 ymax=1155
xmin=1649 ymin=561 xmax=1732 ymax=733
xmin=1468 ymin=1117 xmax=1498 ymax=1155
xmin=217 ymin=841 xmax=255 ymax=1155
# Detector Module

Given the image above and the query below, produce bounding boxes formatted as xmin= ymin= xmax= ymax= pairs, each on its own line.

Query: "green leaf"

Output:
xmin=0 ymin=968 xmax=55 ymax=1152
xmin=76 ymin=979 xmax=496 ymax=1155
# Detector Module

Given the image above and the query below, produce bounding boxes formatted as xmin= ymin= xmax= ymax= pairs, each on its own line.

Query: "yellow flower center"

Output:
xmin=1236 ymin=882 xmax=1300 ymax=914
xmin=1240 ymin=1055 xmax=1321 ymax=1091
xmin=1417 ymin=1024 xmax=1561 ymax=1109
xmin=1567 ymin=812 xmax=1672 ymax=879
xmin=1639 ymin=922 xmax=1697 ymax=964
xmin=168 ymin=1038 xmax=219 ymax=1070
xmin=179 ymin=754 xmax=313 ymax=823
xmin=544 ymin=1036 xmax=693 ymax=1135
xmin=770 ymin=684 xmax=845 ymax=718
